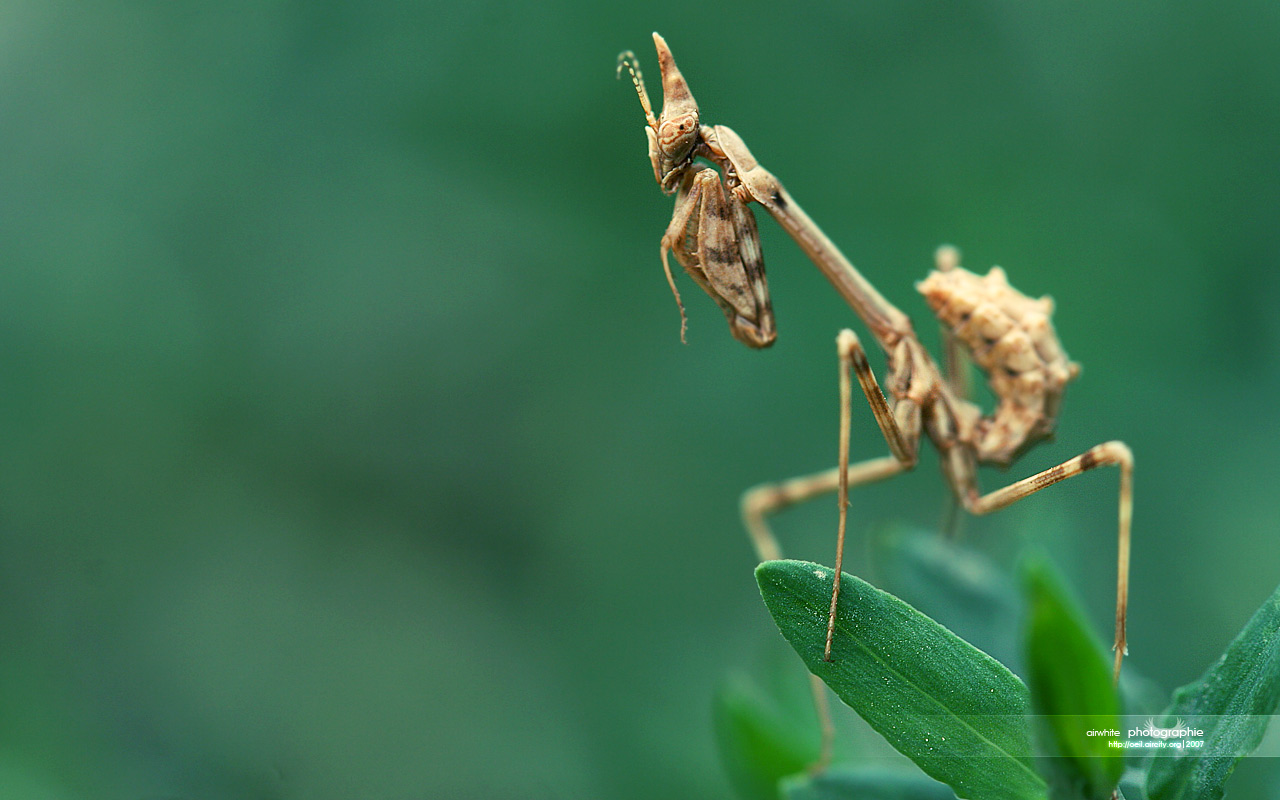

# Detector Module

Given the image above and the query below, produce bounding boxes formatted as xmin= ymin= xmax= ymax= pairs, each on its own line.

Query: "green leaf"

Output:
xmin=782 ymin=765 xmax=959 ymax=800
xmin=757 ymin=560 xmax=1046 ymax=800
xmin=713 ymin=666 xmax=818 ymax=800
xmin=1117 ymin=668 xmax=1172 ymax=720
xmin=1146 ymin=581 xmax=1280 ymax=800
xmin=1021 ymin=557 xmax=1124 ymax=799
xmin=1117 ymin=772 xmax=1150 ymax=800
xmin=872 ymin=526 xmax=1023 ymax=673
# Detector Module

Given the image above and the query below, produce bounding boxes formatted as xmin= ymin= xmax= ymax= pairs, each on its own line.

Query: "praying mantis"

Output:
xmin=618 ymin=33 xmax=1134 ymax=764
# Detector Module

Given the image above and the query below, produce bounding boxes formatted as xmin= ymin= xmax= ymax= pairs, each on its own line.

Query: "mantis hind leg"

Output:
xmin=963 ymin=441 xmax=1134 ymax=681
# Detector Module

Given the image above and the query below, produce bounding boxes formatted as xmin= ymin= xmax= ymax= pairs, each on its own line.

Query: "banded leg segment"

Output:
xmin=964 ymin=440 xmax=1134 ymax=681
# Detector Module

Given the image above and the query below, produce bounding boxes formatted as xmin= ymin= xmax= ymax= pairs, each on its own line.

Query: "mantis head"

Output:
xmin=618 ymin=33 xmax=701 ymax=193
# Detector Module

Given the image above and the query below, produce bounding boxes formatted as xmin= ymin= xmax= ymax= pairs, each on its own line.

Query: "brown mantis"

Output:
xmin=619 ymin=33 xmax=1134 ymax=762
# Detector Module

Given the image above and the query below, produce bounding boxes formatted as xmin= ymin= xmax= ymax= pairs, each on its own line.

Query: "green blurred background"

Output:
xmin=0 ymin=1 xmax=1277 ymax=798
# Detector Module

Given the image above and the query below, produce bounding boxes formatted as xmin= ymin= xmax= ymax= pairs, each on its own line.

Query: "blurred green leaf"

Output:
xmin=714 ymin=669 xmax=817 ymax=800
xmin=1117 ymin=772 xmax=1151 ymax=800
xmin=1146 ymin=582 xmax=1280 ymax=800
xmin=1021 ymin=557 xmax=1123 ymax=799
xmin=757 ymin=560 xmax=1046 ymax=800
xmin=1117 ymin=669 xmax=1171 ymax=721
xmin=872 ymin=526 xmax=1022 ymax=672
xmin=782 ymin=765 xmax=959 ymax=800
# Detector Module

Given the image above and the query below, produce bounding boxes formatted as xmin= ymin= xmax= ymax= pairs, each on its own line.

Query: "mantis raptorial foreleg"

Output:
xmin=660 ymin=168 xmax=775 ymax=348
xmin=703 ymin=125 xmax=915 ymax=348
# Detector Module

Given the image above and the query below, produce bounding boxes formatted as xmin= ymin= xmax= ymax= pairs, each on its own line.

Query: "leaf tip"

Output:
xmin=754 ymin=558 xmax=798 ymax=587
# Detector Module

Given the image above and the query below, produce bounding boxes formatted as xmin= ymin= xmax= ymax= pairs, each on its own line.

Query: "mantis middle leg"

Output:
xmin=740 ymin=329 xmax=920 ymax=766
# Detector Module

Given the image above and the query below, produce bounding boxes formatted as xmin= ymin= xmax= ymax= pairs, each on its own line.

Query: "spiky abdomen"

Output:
xmin=917 ymin=265 xmax=1080 ymax=465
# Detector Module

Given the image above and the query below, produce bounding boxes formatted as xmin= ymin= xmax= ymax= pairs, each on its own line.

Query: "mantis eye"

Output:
xmin=658 ymin=111 xmax=699 ymax=161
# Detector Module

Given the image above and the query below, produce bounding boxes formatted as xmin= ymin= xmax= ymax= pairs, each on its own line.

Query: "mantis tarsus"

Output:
xmin=619 ymin=33 xmax=1133 ymax=766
